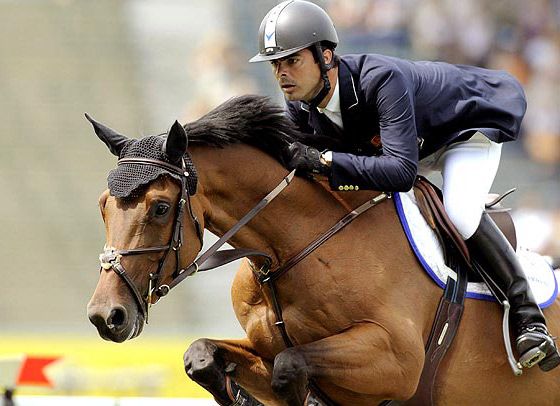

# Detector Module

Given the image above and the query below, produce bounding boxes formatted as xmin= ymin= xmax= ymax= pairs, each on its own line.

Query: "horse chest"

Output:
xmin=233 ymin=262 xmax=363 ymax=357
xmin=234 ymin=290 xmax=335 ymax=360
xmin=242 ymin=301 xmax=288 ymax=358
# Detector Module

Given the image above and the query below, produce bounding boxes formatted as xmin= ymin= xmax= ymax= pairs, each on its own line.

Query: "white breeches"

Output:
xmin=418 ymin=132 xmax=502 ymax=240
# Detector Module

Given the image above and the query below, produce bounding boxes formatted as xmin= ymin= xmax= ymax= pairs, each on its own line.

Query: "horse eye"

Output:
xmin=155 ymin=202 xmax=170 ymax=217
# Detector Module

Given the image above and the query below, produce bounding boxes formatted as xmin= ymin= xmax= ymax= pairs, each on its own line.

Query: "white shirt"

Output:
xmin=316 ymin=79 xmax=343 ymax=130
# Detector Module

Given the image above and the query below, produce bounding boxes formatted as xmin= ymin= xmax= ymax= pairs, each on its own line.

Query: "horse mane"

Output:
xmin=184 ymin=95 xmax=342 ymax=164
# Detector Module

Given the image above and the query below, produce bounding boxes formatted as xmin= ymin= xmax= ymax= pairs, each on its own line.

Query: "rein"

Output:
xmin=154 ymin=169 xmax=298 ymax=296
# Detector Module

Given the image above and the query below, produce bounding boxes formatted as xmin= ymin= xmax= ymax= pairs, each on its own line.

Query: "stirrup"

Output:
xmin=500 ymin=301 xmax=523 ymax=375
xmin=516 ymin=323 xmax=560 ymax=371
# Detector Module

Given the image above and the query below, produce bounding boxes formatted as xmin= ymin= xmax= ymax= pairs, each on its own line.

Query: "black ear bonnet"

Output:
xmin=107 ymin=135 xmax=198 ymax=199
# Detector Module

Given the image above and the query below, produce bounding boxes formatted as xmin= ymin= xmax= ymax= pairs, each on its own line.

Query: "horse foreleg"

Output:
xmin=271 ymin=322 xmax=425 ymax=405
xmin=184 ymin=337 xmax=283 ymax=406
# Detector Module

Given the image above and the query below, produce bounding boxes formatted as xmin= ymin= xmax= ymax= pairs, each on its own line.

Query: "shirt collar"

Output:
xmin=317 ymin=78 xmax=340 ymax=114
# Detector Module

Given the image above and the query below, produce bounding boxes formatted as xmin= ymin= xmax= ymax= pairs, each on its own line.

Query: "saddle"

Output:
xmin=401 ymin=176 xmax=518 ymax=406
xmin=413 ymin=176 xmax=517 ymax=264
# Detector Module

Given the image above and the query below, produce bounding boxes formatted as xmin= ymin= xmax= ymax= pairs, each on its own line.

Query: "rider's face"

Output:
xmin=270 ymin=49 xmax=323 ymax=102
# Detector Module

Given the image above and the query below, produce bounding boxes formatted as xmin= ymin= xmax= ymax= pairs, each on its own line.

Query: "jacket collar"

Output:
xmin=299 ymin=58 xmax=359 ymax=114
xmin=338 ymin=59 xmax=359 ymax=111
xmin=299 ymin=58 xmax=362 ymax=137
xmin=338 ymin=59 xmax=362 ymax=135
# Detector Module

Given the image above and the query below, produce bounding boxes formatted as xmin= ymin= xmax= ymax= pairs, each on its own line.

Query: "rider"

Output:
xmin=249 ymin=0 xmax=560 ymax=372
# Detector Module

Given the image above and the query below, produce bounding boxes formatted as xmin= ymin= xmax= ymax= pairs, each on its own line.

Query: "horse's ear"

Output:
xmin=164 ymin=120 xmax=188 ymax=165
xmin=85 ymin=113 xmax=129 ymax=157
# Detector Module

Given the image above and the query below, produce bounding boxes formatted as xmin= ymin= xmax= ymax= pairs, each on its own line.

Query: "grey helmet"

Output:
xmin=249 ymin=0 xmax=338 ymax=63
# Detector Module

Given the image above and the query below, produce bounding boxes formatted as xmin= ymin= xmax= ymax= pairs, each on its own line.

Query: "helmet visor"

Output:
xmin=249 ymin=43 xmax=311 ymax=63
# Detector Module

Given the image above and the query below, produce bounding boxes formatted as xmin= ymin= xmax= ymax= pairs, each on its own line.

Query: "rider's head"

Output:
xmin=249 ymin=0 xmax=338 ymax=107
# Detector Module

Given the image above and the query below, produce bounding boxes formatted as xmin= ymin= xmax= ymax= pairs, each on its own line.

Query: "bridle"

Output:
xmin=98 ymin=157 xmax=203 ymax=323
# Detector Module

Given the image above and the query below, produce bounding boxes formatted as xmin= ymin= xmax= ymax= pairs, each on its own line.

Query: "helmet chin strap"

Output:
xmin=307 ymin=43 xmax=335 ymax=108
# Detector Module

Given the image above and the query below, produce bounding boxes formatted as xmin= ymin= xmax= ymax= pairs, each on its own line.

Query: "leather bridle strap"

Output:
xmin=260 ymin=192 xmax=391 ymax=285
xmin=99 ymin=243 xmax=174 ymax=319
xmin=154 ymin=170 xmax=296 ymax=297
xmin=99 ymin=157 xmax=201 ymax=323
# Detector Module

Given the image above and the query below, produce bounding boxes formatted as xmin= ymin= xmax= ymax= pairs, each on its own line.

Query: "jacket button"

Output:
xmin=338 ymin=185 xmax=344 ymax=191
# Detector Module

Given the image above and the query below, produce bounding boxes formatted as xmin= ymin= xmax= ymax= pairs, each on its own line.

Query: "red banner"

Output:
xmin=17 ymin=356 xmax=60 ymax=387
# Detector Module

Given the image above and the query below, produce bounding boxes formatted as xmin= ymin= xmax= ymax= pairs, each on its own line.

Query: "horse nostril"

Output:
xmin=107 ymin=306 xmax=127 ymax=329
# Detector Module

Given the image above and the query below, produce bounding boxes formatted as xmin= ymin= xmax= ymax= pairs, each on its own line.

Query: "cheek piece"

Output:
xmin=307 ymin=43 xmax=336 ymax=108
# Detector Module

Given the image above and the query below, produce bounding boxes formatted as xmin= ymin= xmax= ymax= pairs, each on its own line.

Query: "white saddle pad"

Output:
xmin=394 ymin=190 xmax=558 ymax=308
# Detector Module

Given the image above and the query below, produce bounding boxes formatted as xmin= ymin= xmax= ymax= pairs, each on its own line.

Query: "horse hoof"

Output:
xmin=184 ymin=339 xmax=225 ymax=388
xmin=271 ymin=348 xmax=308 ymax=403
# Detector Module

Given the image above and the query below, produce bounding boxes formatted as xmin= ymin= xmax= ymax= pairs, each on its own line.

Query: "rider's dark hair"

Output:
xmin=310 ymin=41 xmax=339 ymax=66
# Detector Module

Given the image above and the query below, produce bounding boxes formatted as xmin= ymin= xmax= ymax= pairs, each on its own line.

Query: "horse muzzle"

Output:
xmin=87 ymin=300 xmax=144 ymax=342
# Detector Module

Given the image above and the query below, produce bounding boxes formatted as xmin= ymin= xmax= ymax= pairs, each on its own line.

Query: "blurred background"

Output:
xmin=0 ymin=0 xmax=558 ymax=401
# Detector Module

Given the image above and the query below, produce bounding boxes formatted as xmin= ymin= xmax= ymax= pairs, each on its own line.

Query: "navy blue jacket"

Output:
xmin=286 ymin=54 xmax=527 ymax=192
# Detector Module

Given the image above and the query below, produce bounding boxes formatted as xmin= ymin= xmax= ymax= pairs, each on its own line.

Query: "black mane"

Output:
xmin=185 ymin=95 xmax=342 ymax=164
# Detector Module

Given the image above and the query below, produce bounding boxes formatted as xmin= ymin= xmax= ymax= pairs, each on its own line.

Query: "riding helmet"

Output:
xmin=249 ymin=0 xmax=338 ymax=63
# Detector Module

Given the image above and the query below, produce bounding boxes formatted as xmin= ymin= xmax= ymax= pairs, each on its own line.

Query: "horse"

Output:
xmin=86 ymin=95 xmax=560 ymax=405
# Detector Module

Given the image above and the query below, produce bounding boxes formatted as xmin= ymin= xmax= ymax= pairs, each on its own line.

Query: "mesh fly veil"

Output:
xmin=108 ymin=135 xmax=198 ymax=199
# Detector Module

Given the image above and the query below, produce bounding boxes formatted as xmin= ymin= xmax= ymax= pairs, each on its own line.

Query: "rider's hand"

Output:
xmin=285 ymin=142 xmax=331 ymax=176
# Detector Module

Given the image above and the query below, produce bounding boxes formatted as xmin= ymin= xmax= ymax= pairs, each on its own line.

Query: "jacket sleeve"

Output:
xmin=330 ymin=67 xmax=419 ymax=192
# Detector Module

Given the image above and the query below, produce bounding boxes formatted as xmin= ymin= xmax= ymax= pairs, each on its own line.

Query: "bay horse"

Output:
xmin=86 ymin=95 xmax=560 ymax=405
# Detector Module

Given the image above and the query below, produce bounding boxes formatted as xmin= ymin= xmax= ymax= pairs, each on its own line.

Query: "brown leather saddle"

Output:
xmin=414 ymin=176 xmax=517 ymax=262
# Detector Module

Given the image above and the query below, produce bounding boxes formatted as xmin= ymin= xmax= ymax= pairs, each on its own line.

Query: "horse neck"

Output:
xmin=189 ymin=144 xmax=440 ymax=332
xmin=191 ymin=144 xmax=350 ymax=265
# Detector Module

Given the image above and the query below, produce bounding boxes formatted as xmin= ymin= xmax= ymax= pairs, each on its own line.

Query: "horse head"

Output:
xmin=86 ymin=115 xmax=204 ymax=342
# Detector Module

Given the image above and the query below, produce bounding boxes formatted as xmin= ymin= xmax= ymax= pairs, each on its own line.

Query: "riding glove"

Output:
xmin=285 ymin=141 xmax=331 ymax=176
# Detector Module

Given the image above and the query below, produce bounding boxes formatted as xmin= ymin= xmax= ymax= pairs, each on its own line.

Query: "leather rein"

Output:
xmin=98 ymin=157 xmax=390 ymax=333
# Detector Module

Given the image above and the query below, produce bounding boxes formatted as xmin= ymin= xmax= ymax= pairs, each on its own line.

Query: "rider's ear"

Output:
xmin=323 ymin=48 xmax=333 ymax=65
xmin=85 ymin=113 xmax=129 ymax=157
xmin=164 ymin=120 xmax=188 ymax=165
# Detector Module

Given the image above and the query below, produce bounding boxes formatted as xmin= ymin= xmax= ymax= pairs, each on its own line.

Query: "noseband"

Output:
xmin=99 ymin=157 xmax=203 ymax=322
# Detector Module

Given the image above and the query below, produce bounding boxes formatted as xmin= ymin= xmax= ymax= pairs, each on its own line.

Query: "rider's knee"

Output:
xmin=444 ymin=200 xmax=484 ymax=239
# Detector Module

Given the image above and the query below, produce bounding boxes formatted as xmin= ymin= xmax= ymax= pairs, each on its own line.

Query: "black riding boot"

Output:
xmin=466 ymin=212 xmax=560 ymax=371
